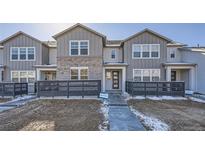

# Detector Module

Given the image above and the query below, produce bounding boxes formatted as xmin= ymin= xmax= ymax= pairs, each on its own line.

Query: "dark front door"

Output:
xmin=112 ymin=71 xmax=119 ymax=89
xmin=171 ymin=71 xmax=177 ymax=81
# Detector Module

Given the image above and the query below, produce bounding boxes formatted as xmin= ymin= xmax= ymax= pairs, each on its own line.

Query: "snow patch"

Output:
xmin=130 ymin=107 xmax=170 ymax=131
xmin=6 ymin=95 xmax=35 ymax=103
xmin=189 ymin=97 xmax=205 ymax=104
xmin=132 ymin=95 xmax=187 ymax=100
xmin=99 ymin=100 xmax=109 ymax=131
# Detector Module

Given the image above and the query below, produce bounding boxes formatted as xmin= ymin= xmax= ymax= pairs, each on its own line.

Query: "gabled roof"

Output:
xmin=53 ymin=23 xmax=106 ymax=39
xmin=0 ymin=31 xmax=45 ymax=45
xmin=122 ymin=28 xmax=173 ymax=43
xmin=43 ymin=41 xmax=57 ymax=48
xmin=167 ymin=41 xmax=187 ymax=47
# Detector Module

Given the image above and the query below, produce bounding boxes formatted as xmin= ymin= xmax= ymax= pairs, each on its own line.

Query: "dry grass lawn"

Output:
xmin=0 ymin=98 xmax=11 ymax=103
xmin=0 ymin=99 xmax=105 ymax=131
xmin=128 ymin=99 xmax=205 ymax=131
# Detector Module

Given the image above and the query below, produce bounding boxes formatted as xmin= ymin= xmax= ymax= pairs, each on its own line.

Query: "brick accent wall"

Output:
xmin=56 ymin=57 xmax=103 ymax=80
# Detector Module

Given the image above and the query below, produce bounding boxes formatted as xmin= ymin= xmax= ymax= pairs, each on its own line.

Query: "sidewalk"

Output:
xmin=108 ymin=94 xmax=145 ymax=131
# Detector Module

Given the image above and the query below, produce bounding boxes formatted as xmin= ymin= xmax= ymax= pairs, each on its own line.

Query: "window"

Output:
xmin=80 ymin=41 xmax=88 ymax=55
xmin=70 ymin=67 xmax=88 ymax=80
xmin=132 ymin=44 xmax=160 ymax=59
xmin=10 ymin=47 xmax=35 ymax=60
xmin=70 ymin=40 xmax=89 ymax=56
xmin=133 ymin=69 xmax=160 ymax=82
xmin=142 ymin=45 xmax=150 ymax=58
xmin=11 ymin=47 xmax=19 ymax=60
xmin=11 ymin=72 xmax=19 ymax=82
xmin=151 ymin=44 xmax=160 ymax=58
xmin=28 ymin=47 xmax=35 ymax=60
xmin=11 ymin=71 xmax=35 ymax=83
xmin=170 ymin=51 xmax=175 ymax=58
xmin=111 ymin=50 xmax=116 ymax=59
xmin=132 ymin=44 xmax=141 ymax=58
xmin=19 ymin=48 xmax=27 ymax=60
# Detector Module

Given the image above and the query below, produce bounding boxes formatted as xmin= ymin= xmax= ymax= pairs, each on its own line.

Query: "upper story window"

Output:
xmin=132 ymin=44 xmax=160 ymax=59
xmin=170 ymin=51 xmax=175 ymax=58
xmin=10 ymin=47 xmax=35 ymax=61
xmin=70 ymin=67 xmax=88 ymax=80
xmin=70 ymin=40 xmax=89 ymax=56
xmin=111 ymin=50 xmax=116 ymax=59
xmin=133 ymin=69 xmax=160 ymax=82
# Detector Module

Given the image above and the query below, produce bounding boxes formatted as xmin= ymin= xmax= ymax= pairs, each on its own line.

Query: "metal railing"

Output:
xmin=0 ymin=82 xmax=28 ymax=97
xmin=37 ymin=80 xmax=101 ymax=98
xmin=126 ymin=81 xmax=185 ymax=97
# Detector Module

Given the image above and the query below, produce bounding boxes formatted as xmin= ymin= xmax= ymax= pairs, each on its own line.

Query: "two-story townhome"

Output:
xmin=0 ymin=23 xmax=204 ymax=94
xmin=0 ymin=31 xmax=57 ymax=92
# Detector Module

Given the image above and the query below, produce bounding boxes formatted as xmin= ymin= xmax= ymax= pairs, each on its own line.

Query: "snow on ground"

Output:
xmin=132 ymin=95 xmax=187 ymax=101
xmin=6 ymin=95 xmax=35 ymax=103
xmin=130 ymin=107 xmax=169 ymax=131
xmin=189 ymin=97 xmax=205 ymax=104
xmin=99 ymin=99 xmax=109 ymax=131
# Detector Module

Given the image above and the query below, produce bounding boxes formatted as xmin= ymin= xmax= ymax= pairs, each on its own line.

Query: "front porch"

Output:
xmin=35 ymin=65 xmax=57 ymax=81
xmin=103 ymin=65 xmax=126 ymax=93
xmin=164 ymin=63 xmax=197 ymax=91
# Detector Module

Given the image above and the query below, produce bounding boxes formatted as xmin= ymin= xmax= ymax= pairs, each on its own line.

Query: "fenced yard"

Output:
xmin=0 ymin=83 xmax=28 ymax=97
xmin=37 ymin=80 xmax=101 ymax=97
xmin=126 ymin=81 xmax=185 ymax=97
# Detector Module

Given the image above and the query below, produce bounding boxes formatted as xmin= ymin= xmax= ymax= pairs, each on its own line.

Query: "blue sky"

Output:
xmin=0 ymin=23 xmax=205 ymax=46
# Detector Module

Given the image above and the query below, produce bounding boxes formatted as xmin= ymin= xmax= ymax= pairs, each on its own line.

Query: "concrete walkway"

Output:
xmin=108 ymin=94 xmax=145 ymax=131
xmin=0 ymin=95 xmax=37 ymax=112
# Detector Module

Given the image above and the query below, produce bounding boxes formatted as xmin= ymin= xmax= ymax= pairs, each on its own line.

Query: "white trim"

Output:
xmin=70 ymin=67 xmax=89 ymax=80
xmin=132 ymin=44 xmax=160 ymax=59
xmin=10 ymin=47 xmax=36 ymax=61
xmin=103 ymin=66 xmax=126 ymax=93
xmin=11 ymin=70 xmax=36 ymax=82
xmin=133 ymin=69 xmax=161 ymax=81
xmin=69 ymin=40 xmax=89 ymax=56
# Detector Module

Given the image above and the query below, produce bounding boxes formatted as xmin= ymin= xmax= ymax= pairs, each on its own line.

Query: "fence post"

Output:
xmin=37 ymin=81 xmax=40 ymax=97
xmin=67 ymin=81 xmax=69 ymax=98
xmin=20 ymin=83 xmax=23 ymax=96
xmin=2 ymin=83 xmax=4 ymax=98
xmin=13 ymin=83 xmax=15 ymax=98
xmin=131 ymin=82 xmax=134 ymax=97
xmin=157 ymin=82 xmax=159 ymax=97
xmin=144 ymin=82 xmax=147 ymax=97
xmin=98 ymin=80 xmax=101 ymax=98
xmin=170 ymin=82 xmax=172 ymax=96
xmin=183 ymin=82 xmax=185 ymax=97
xmin=82 ymin=81 xmax=84 ymax=98
xmin=26 ymin=83 xmax=28 ymax=95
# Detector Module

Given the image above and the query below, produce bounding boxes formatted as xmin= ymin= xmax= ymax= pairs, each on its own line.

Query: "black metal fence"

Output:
xmin=0 ymin=82 xmax=28 ymax=97
xmin=126 ymin=81 xmax=185 ymax=97
xmin=37 ymin=80 xmax=101 ymax=97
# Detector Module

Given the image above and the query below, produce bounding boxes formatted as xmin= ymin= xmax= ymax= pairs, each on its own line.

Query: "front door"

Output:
xmin=171 ymin=71 xmax=177 ymax=81
xmin=112 ymin=71 xmax=119 ymax=89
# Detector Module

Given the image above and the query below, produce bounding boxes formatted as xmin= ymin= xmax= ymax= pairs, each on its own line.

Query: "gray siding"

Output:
xmin=56 ymin=26 xmax=103 ymax=81
xmin=49 ymin=47 xmax=57 ymax=64
xmin=42 ymin=45 xmax=49 ymax=65
xmin=103 ymin=47 xmax=123 ymax=63
xmin=2 ymin=34 xmax=42 ymax=81
xmin=167 ymin=47 xmax=182 ymax=62
xmin=57 ymin=27 xmax=103 ymax=57
xmin=124 ymin=32 xmax=167 ymax=81
xmin=0 ymin=48 xmax=3 ymax=65
xmin=181 ymin=50 xmax=205 ymax=93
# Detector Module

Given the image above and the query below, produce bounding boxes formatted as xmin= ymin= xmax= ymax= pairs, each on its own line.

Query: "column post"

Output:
xmin=166 ymin=67 xmax=171 ymax=81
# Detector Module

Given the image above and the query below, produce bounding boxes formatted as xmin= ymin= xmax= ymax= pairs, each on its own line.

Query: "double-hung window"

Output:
xmin=70 ymin=40 xmax=89 ymax=56
xmin=19 ymin=47 xmax=27 ymax=60
xmin=11 ymin=47 xmax=19 ymax=60
xmin=11 ymin=71 xmax=35 ymax=83
xmin=70 ymin=67 xmax=88 ymax=80
xmin=28 ymin=47 xmax=35 ymax=60
xmin=10 ymin=47 xmax=35 ymax=61
xmin=133 ymin=69 xmax=160 ymax=82
xmin=132 ymin=44 xmax=160 ymax=59
xmin=111 ymin=50 xmax=116 ymax=59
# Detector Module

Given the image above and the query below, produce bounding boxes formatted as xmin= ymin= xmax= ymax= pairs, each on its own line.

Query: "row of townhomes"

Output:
xmin=0 ymin=23 xmax=205 ymax=94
